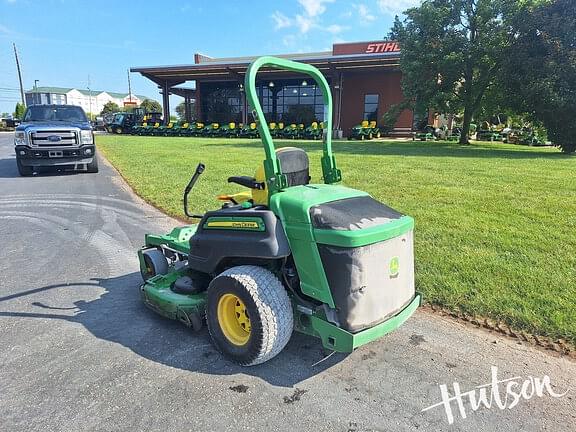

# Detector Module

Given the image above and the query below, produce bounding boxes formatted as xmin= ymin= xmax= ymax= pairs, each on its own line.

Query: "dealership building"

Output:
xmin=131 ymin=40 xmax=416 ymax=137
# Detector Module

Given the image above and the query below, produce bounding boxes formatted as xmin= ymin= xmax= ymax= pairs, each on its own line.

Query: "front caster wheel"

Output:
xmin=206 ymin=265 xmax=294 ymax=366
xmin=140 ymin=249 xmax=169 ymax=281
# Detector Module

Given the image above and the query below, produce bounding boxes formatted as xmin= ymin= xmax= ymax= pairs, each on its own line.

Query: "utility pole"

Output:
xmin=34 ymin=79 xmax=39 ymax=105
xmin=13 ymin=43 xmax=26 ymax=107
xmin=87 ymin=74 xmax=92 ymax=120
xmin=127 ymin=69 xmax=133 ymax=103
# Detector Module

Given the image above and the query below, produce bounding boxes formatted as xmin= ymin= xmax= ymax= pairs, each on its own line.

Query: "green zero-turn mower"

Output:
xmin=137 ymin=56 xmax=421 ymax=366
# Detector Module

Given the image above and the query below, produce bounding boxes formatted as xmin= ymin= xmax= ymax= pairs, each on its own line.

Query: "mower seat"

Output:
xmin=225 ymin=147 xmax=311 ymax=206
xmin=276 ymin=146 xmax=310 ymax=187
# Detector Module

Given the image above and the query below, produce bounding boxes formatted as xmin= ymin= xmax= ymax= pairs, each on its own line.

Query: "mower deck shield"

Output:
xmin=299 ymin=292 xmax=422 ymax=352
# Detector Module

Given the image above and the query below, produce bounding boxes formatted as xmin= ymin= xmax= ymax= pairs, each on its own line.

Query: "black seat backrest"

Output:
xmin=276 ymin=147 xmax=310 ymax=187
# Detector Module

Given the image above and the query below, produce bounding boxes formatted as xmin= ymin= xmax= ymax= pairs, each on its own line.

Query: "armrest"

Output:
xmin=227 ymin=176 xmax=265 ymax=190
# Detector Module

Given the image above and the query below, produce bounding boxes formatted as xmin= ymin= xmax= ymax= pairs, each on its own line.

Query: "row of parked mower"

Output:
xmin=413 ymin=124 xmax=545 ymax=145
xmin=131 ymin=121 xmax=328 ymax=139
xmin=129 ymin=119 xmax=388 ymax=140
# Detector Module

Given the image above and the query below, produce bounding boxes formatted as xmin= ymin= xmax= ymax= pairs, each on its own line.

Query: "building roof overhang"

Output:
xmin=131 ymin=51 xmax=401 ymax=86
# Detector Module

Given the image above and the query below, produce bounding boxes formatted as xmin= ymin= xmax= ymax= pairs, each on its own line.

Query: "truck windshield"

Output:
xmin=23 ymin=106 xmax=88 ymax=122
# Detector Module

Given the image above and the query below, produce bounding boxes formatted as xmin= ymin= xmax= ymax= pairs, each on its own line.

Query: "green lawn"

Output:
xmin=97 ymin=135 xmax=576 ymax=345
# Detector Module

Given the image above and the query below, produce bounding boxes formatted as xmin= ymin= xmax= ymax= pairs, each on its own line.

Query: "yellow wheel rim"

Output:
xmin=217 ymin=293 xmax=251 ymax=346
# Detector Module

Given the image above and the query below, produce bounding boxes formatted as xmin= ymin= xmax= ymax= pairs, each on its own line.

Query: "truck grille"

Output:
xmin=30 ymin=130 xmax=78 ymax=147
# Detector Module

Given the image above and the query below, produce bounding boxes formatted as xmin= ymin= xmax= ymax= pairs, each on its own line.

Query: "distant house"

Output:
xmin=25 ymin=86 xmax=151 ymax=115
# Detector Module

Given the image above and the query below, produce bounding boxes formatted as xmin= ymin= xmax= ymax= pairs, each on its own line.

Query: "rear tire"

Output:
xmin=206 ymin=265 xmax=293 ymax=366
xmin=16 ymin=158 xmax=33 ymax=176
xmin=86 ymin=156 xmax=99 ymax=173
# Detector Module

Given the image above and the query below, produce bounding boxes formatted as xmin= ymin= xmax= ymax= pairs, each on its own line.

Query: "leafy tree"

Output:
xmin=175 ymin=100 xmax=196 ymax=121
xmin=500 ymin=0 xmax=576 ymax=153
xmin=101 ymin=101 xmax=120 ymax=115
xmin=390 ymin=0 xmax=519 ymax=144
xmin=14 ymin=102 xmax=25 ymax=119
xmin=139 ymin=98 xmax=162 ymax=114
xmin=175 ymin=102 xmax=186 ymax=120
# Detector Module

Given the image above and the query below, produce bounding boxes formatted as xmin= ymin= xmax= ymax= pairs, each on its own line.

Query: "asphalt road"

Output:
xmin=0 ymin=132 xmax=574 ymax=432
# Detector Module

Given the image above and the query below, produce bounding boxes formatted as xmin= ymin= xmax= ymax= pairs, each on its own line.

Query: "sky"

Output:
xmin=0 ymin=0 xmax=419 ymax=115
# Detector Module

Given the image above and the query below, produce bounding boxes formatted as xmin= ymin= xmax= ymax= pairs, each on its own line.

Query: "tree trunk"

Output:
xmin=459 ymin=106 xmax=473 ymax=145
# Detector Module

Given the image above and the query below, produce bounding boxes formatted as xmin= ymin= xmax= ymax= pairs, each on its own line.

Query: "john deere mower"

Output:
xmin=137 ymin=57 xmax=421 ymax=366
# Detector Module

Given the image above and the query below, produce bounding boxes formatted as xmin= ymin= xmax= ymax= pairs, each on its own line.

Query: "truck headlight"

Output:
xmin=80 ymin=130 xmax=94 ymax=145
xmin=14 ymin=131 xmax=27 ymax=145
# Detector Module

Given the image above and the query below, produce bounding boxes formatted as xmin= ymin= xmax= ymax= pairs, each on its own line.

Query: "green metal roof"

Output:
xmin=26 ymin=86 xmax=148 ymax=100
xmin=26 ymin=86 xmax=73 ymax=94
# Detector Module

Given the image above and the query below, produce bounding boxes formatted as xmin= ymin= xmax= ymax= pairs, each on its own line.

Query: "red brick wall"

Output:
xmin=340 ymin=70 xmax=413 ymax=136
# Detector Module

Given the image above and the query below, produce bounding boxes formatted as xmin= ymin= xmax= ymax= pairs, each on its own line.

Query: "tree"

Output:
xmin=14 ymin=102 xmax=25 ymax=119
xmin=175 ymin=100 xmax=196 ymax=121
xmin=501 ymin=0 xmax=576 ymax=153
xmin=139 ymin=99 xmax=162 ymax=114
xmin=101 ymin=101 xmax=120 ymax=115
xmin=390 ymin=0 xmax=517 ymax=144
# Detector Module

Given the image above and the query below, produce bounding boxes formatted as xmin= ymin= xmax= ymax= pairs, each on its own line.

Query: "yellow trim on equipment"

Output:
xmin=206 ymin=221 xmax=260 ymax=229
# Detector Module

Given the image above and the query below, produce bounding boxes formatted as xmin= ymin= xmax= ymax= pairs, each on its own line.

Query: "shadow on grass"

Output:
xmin=0 ymin=273 xmax=347 ymax=388
xmin=198 ymin=139 xmax=568 ymax=160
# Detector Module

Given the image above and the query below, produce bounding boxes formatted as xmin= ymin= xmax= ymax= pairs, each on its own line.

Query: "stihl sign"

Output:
xmin=365 ymin=42 xmax=400 ymax=53
xmin=333 ymin=40 xmax=401 ymax=56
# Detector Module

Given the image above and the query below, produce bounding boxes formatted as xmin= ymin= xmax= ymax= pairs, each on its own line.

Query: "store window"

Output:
xmin=363 ymin=94 xmax=379 ymax=121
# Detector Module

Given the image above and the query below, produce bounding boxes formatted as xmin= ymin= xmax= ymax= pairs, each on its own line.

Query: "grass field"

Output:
xmin=97 ymin=135 xmax=576 ymax=345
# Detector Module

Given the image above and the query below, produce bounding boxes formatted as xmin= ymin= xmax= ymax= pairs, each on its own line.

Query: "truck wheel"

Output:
xmin=16 ymin=158 xmax=33 ymax=176
xmin=141 ymin=249 xmax=169 ymax=281
xmin=86 ymin=156 xmax=99 ymax=173
xmin=206 ymin=265 xmax=293 ymax=366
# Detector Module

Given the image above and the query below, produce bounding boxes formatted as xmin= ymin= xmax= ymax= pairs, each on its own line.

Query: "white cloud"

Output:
xmin=325 ymin=24 xmax=346 ymax=34
xmin=354 ymin=4 xmax=376 ymax=22
xmin=377 ymin=0 xmax=420 ymax=16
xmin=271 ymin=11 xmax=292 ymax=30
xmin=282 ymin=34 xmax=297 ymax=48
xmin=270 ymin=0 xmax=344 ymax=43
xmin=295 ymin=14 xmax=315 ymax=33
xmin=0 ymin=24 xmax=11 ymax=34
xmin=297 ymin=0 xmax=334 ymax=17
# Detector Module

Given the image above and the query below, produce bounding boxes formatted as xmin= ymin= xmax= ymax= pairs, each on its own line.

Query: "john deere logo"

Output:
xmin=389 ymin=256 xmax=400 ymax=277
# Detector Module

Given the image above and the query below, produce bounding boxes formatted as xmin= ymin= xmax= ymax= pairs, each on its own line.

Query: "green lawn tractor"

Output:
xmin=412 ymin=125 xmax=436 ymax=141
xmin=220 ymin=122 xmax=239 ymax=138
xmin=189 ymin=122 xmax=205 ymax=137
xmin=138 ymin=121 xmax=161 ymax=136
xmin=171 ymin=122 xmax=190 ymax=136
xmin=282 ymin=123 xmax=301 ymax=139
xmin=269 ymin=122 xmax=285 ymax=138
xmin=268 ymin=122 xmax=281 ymax=138
xmin=204 ymin=122 xmax=221 ymax=137
xmin=348 ymin=120 xmax=374 ymax=140
xmin=154 ymin=121 xmax=176 ymax=136
xmin=303 ymin=121 xmax=324 ymax=140
xmin=238 ymin=122 xmax=259 ymax=138
xmin=137 ymin=57 xmax=421 ymax=366
xmin=368 ymin=121 xmax=382 ymax=138
xmin=476 ymin=129 xmax=502 ymax=142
